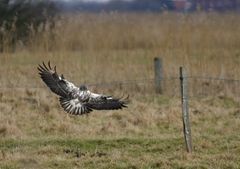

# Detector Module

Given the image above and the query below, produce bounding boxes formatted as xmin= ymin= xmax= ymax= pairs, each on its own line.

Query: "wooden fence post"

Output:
xmin=154 ymin=57 xmax=163 ymax=94
xmin=180 ymin=67 xmax=193 ymax=153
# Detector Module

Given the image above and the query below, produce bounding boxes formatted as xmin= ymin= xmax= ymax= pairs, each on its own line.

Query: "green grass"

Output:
xmin=1 ymin=134 xmax=240 ymax=169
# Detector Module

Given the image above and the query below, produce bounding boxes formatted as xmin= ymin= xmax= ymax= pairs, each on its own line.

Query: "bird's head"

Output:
xmin=79 ymin=85 xmax=88 ymax=91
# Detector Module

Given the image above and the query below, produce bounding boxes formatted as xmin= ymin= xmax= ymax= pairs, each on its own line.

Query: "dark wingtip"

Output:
xmin=38 ymin=61 xmax=58 ymax=73
xmin=42 ymin=62 xmax=49 ymax=71
xmin=48 ymin=61 xmax=52 ymax=69
xmin=37 ymin=65 xmax=43 ymax=72
xmin=122 ymin=104 xmax=128 ymax=108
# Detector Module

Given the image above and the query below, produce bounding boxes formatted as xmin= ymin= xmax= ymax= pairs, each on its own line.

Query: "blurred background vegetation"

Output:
xmin=0 ymin=1 xmax=240 ymax=168
xmin=1 ymin=0 xmax=240 ymax=52
xmin=0 ymin=0 xmax=58 ymax=51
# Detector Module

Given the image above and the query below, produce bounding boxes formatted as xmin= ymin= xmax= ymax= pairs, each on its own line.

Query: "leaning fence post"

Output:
xmin=154 ymin=57 xmax=163 ymax=94
xmin=180 ymin=67 xmax=192 ymax=153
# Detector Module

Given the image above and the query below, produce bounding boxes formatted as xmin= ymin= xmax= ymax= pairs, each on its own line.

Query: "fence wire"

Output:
xmin=0 ymin=76 xmax=239 ymax=98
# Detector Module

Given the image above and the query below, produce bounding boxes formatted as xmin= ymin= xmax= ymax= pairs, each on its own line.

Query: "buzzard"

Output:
xmin=37 ymin=61 xmax=129 ymax=115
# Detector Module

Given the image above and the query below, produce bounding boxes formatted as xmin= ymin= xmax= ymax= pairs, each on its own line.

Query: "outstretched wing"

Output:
xmin=37 ymin=61 xmax=78 ymax=98
xmin=59 ymin=97 xmax=92 ymax=115
xmin=86 ymin=92 xmax=129 ymax=110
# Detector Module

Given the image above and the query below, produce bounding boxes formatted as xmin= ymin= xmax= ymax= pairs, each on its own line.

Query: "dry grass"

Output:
xmin=1 ymin=13 xmax=240 ymax=87
xmin=0 ymin=88 xmax=240 ymax=168
xmin=0 ymin=12 xmax=240 ymax=168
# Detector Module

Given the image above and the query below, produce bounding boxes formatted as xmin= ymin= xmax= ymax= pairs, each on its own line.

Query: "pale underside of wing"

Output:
xmin=38 ymin=61 xmax=129 ymax=115
xmin=59 ymin=97 xmax=92 ymax=115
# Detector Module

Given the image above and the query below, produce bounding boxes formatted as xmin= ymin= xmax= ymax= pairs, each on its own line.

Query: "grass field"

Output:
xmin=0 ymin=13 xmax=240 ymax=168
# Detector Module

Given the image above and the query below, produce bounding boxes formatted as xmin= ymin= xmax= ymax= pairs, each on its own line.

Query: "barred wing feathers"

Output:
xmin=38 ymin=61 xmax=77 ymax=98
xmin=38 ymin=61 xmax=129 ymax=115
xmin=59 ymin=97 xmax=92 ymax=115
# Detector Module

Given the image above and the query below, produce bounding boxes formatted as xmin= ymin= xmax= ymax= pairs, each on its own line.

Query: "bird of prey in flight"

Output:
xmin=37 ymin=61 xmax=129 ymax=115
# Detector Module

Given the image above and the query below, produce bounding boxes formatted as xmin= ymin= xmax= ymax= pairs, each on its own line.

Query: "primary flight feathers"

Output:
xmin=37 ymin=61 xmax=129 ymax=115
